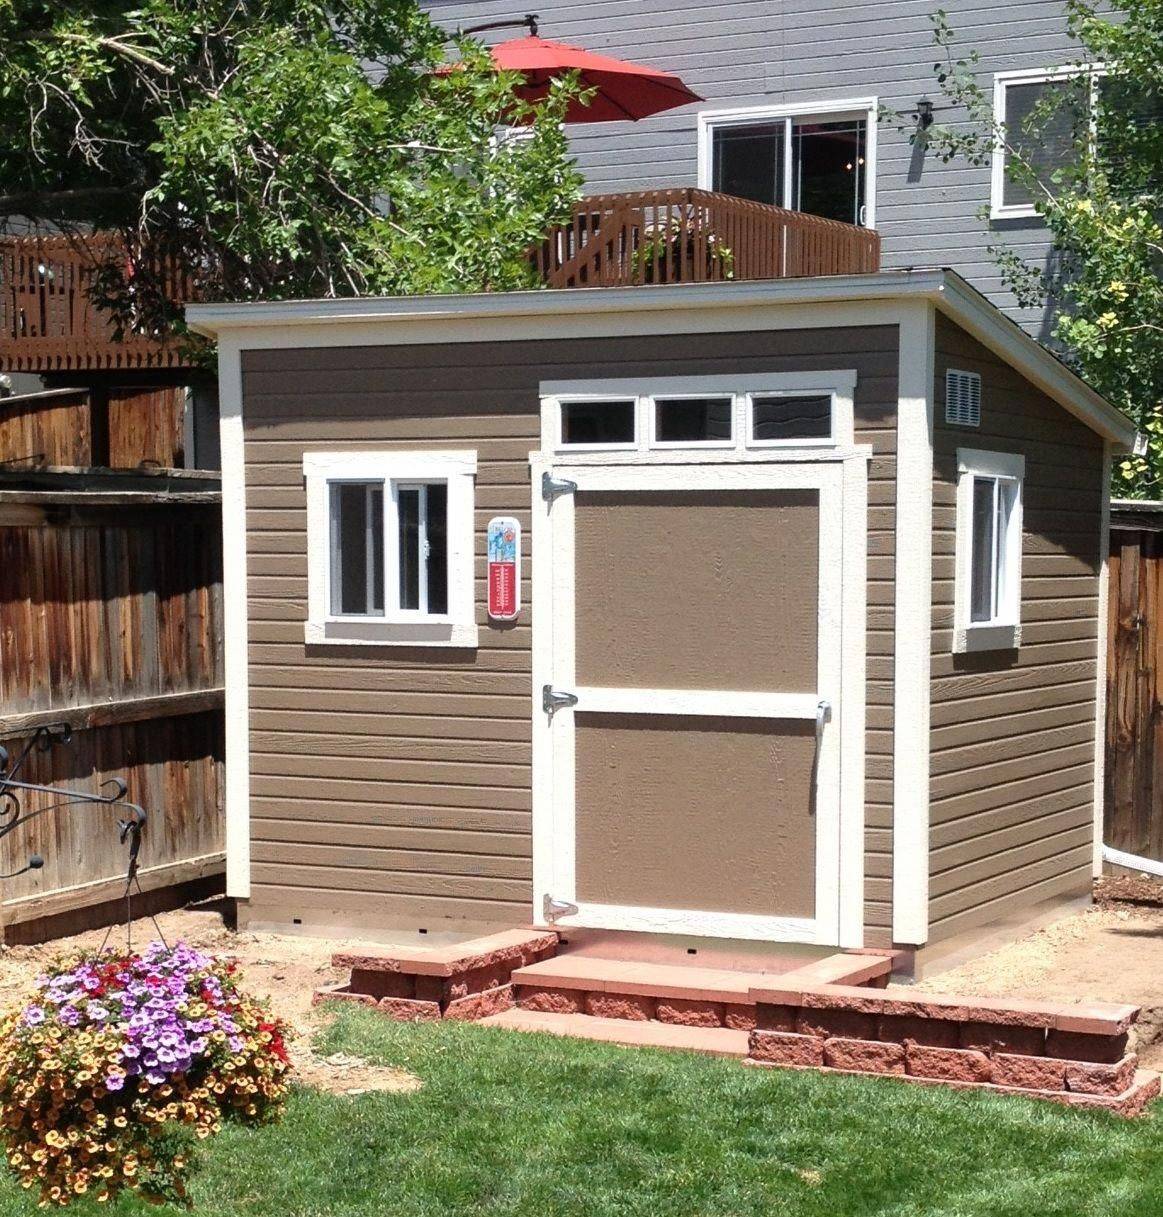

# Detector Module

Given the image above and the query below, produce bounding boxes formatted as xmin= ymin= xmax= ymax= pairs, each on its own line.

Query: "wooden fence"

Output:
xmin=0 ymin=384 xmax=223 ymax=939
xmin=1104 ymin=504 xmax=1163 ymax=865
xmin=534 ymin=188 xmax=881 ymax=289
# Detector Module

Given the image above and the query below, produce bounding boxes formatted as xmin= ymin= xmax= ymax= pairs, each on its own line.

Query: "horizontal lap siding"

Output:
xmin=241 ymin=325 xmax=898 ymax=938
xmin=927 ymin=314 xmax=1102 ymax=944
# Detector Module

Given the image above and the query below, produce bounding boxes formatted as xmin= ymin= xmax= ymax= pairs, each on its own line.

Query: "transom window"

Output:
xmin=544 ymin=373 xmax=858 ymax=457
xmin=701 ymin=103 xmax=876 ymax=228
xmin=954 ymin=449 xmax=1025 ymax=653
xmin=304 ymin=451 xmax=477 ymax=648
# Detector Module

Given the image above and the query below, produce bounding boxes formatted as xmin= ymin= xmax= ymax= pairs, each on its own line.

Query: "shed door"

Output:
xmin=534 ymin=461 xmax=846 ymax=944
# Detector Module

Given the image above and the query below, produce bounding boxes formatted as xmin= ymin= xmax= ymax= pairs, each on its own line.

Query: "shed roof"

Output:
xmin=187 ymin=269 xmax=1137 ymax=449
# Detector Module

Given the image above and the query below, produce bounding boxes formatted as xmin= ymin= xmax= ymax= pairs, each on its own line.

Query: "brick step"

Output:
xmin=480 ymin=1007 xmax=751 ymax=1057
xmin=511 ymin=951 xmax=896 ymax=1028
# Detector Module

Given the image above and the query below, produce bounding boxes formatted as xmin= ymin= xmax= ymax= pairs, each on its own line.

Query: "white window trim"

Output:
xmin=990 ymin=66 xmax=1103 ymax=220
xmin=953 ymin=448 xmax=1025 ymax=654
xmin=303 ymin=449 xmax=478 ymax=648
xmin=541 ymin=371 xmax=857 ymax=461
xmin=696 ymin=98 xmax=878 ymax=229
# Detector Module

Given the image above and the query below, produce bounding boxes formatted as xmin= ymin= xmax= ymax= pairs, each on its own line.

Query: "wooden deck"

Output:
xmin=534 ymin=188 xmax=881 ymax=289
xmin=1 ymin=194 xmax=880 ymax=372
xmin=0 ymin=235 xmax=192 ymax=374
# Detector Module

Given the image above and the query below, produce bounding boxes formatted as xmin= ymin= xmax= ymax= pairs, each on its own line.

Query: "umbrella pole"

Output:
xmin=458 ymin=14 xmax=539 ymax=38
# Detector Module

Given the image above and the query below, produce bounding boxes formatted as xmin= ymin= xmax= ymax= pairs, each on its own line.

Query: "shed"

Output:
xmin=187 ymin=268 xmax=1136 ymax=964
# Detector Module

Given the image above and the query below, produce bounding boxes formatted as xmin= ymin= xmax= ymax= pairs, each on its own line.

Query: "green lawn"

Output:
xmin=2 ymin=1008 xmax=1161 ymax=1216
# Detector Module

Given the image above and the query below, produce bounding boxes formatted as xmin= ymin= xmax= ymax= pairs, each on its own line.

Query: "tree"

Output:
xmin=913 ymin=1 xmax=1162 ymax=497
xmin=0 ymin=1 xmax=584 ymax=342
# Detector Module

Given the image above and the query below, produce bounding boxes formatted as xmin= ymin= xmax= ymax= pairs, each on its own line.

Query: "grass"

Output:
xmin=2 ymin=1009 xmax=1162 ymax=1216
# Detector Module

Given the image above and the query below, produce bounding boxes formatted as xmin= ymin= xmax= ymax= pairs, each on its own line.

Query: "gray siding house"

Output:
xmin=424 ymin=0 xmax=1092 ymax=336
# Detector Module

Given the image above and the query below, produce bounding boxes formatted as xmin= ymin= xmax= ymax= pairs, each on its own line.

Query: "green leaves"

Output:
xmin=910 ymin=1 xmax=1163 ymax=497
xmin=0 ymin=0 xmax=584 ymax=330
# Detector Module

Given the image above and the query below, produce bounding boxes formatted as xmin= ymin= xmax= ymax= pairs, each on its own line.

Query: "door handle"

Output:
xmin=810 ymin=698 xmax=831 ymax=815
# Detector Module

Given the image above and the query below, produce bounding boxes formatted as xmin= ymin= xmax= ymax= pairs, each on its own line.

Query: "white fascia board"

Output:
xmin=185 ymin=271 xmax=947 ymax=336
xmin=934 ymin=276 xmax=1136 ymax=450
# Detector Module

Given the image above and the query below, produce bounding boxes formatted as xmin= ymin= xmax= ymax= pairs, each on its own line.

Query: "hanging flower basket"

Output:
xmin=0 ymin=941 xmax=291 ymax=1206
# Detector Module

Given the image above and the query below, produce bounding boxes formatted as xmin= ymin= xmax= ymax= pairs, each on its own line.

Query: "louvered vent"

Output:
xmin=945 ymin=369 xmax=981 ymax=427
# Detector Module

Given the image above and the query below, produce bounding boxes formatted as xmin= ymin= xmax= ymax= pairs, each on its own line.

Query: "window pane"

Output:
xmin=970 ymin=478 xmax=996 ymax=623
xmin=792 ymin=119 xmax=866 ymax=225
xmin=330 ymin=483 xmax=383 ymax=617
xmin=426 ymin=483 xmax=448 ymax=615
xmin=1003 ymin=78 xmax=1088 ymax=209
xmin=398 ymin=487 xmax=421 ymax=611
xmin=751 ymin=394 xmax=832 ymax=441
xmin=712 ymin=124 xmax=784 ymax=205
xmin=655 ymin=396 xmax=733 ymax=443
xmin=561 ymin=399 xmax=635 ymax=445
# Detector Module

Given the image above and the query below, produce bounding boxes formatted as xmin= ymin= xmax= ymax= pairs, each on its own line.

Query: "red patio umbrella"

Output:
xmin=456 ymin=16 xmax=701 ymax=123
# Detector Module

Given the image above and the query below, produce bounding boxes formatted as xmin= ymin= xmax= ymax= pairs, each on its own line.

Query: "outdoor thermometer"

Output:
xmin=486 ymin=516 xmax=521 ymax=621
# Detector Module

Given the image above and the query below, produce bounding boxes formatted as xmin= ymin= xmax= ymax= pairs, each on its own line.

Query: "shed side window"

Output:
xmin=954 ymin=448 xmax=1025 ymax=653
xmin=305 ymin=450 xmax=477 ymax=648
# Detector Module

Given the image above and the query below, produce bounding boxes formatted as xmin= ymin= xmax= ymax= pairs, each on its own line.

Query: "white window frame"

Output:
xmin=954 ymin=448 xmax=1025 ymax=654
xmin=542 ymin=371 xmax=858 ymax=462
xmin=990 ymin=66 xmax=1103 ymax=220
xmin=697 ymin=98 xmax=878 ymax=229
xmin=303 ymin=449 xmax=478 ymax=648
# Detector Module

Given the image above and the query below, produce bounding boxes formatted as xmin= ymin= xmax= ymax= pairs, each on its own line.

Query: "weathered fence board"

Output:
xmin=1104 ymin=514 xmax=1163 ymax=863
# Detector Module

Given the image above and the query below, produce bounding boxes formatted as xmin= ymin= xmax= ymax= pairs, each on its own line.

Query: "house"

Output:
xmin=187 ymin=261 xmax=1136 ymax=967
xmin=423 ymin=0 xmax=1103 ymax=337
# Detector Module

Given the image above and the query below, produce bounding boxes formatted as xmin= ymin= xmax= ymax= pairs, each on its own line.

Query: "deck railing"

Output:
xmin=0 ymin=235 xmax=194 ymax=373
xmin=534 ymin=188 xmax=881 ymax=289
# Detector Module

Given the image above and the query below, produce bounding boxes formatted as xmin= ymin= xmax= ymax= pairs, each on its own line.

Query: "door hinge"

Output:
xmin=543 ymin=893 xmax=579 ymax=922
xmin=541 ymin=471 xmax=577 ymax=502
xmin=542 ymin=684 xmax=579 ymax=717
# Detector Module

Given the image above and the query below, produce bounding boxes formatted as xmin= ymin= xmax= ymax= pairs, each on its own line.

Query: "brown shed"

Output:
xmin=187 ymin=269 xmax=1136 ymax=965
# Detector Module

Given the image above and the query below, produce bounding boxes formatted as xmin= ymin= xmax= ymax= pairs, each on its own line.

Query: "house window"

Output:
xmin=703 ymin=103 xmax=875 ymax=227
xmin=304 ymin=450 xmax=477 ymax=647
xmin=954 ymin=449 xmax=1025 ymax=653
xmin=991 ymin=69 xmax=1096 ymax=218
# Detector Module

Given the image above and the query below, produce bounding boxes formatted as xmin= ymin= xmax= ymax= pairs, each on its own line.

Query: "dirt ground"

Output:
xmin=0 ymin=902 xmax=420 ymax=1096
xmin=920 ymin=891 xmax=1163 ymax=1068
xmin=3 ymin=885 xmax=1163 ymax=1076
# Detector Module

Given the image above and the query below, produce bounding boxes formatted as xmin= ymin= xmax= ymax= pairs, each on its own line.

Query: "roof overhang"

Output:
xmin=186 ymin=269 xmax=1137 ymax=449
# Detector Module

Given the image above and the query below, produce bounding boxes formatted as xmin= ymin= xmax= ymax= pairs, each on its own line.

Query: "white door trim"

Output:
xmin=530 ymin=454 xmax=868 ymax=946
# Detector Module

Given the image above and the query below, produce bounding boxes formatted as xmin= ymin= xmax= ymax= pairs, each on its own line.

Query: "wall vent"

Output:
xmin=945 ymin=369 xmax=981 ymax=427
